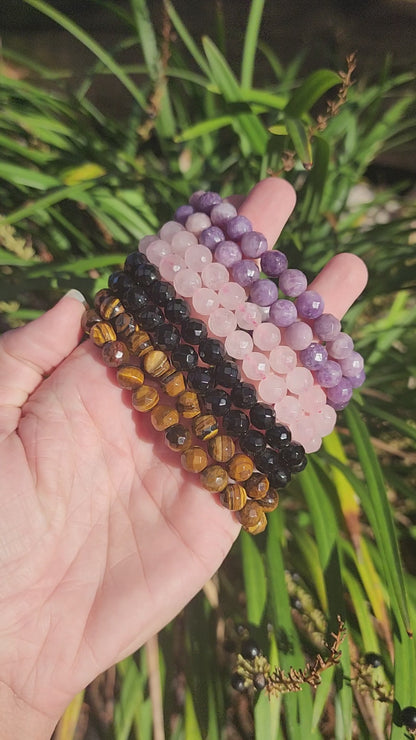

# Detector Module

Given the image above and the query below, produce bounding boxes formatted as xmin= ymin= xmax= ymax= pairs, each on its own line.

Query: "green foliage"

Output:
xmin=1 ymin=1 xmax=415 ymax=738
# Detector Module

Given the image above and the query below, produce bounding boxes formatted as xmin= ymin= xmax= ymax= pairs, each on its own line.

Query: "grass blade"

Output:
xmin=241 ymin=529 xmax=267 ymax=627
xmin=240 ymin=0 xmax=266 ymax=88
xmin=285 ymin=69 xmax=342 ymax=118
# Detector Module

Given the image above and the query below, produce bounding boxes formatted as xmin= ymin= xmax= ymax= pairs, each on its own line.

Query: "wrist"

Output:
xmin=0 ymin=681 xmax=57 ymax=740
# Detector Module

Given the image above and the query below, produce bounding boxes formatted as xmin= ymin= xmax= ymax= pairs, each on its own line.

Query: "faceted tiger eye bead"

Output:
xmin=116 ymin=365 xmax=145 ymax=389
xmin=93 ymin=288 xmax=112 ymax=311
xmin=102 ymin=340 xmax=129 ymax=367
xmin=128 ymin=330 xmax=153 ymax=357
xmin=99 ymin=294 xmax=125 ymax=321
xmin=176 ymin=390 xmax=201 ymax=419
xmin=81 ymin=308 xmax=101 ymax=335
xmin=220 ymin=483 xmax=247 ymax=511
xmin=227 ymin=453 xmax=254 ymax=482
xmin=181 ymin=445 xmax=208 ymax=473
xmin=200 ymin=464 xmax=228 ymax=493
xmin=151 ymin=404 xmax=180 ymax=431
xmin=243 ymin=512 xmax=268 ymax=535
xmin=258 ymin=488 xmax=279 ymax=512
xmin=207 ymin=434 xmax=236 ymax=463
xmin=237 ymin=500 xmax=267 ymax=534
xmin=143 ymin=349 xmax=172 ymax=378
xmin=159 ymin=370 xmax=186 ymax=397
xmin=132 ymin=385 xmax=159 ymax=412
xmin=165 ymin=423 xmax=192 ymax=452
xmin=245 ymin=472 xmax=270 ymax=500
xmin=192 ymin=413 xmax=219 ymax=441
xmin=90 ymin=321 xmax=117 ymax=346
xmin=113 ymin=311 xmax=138 ymax=339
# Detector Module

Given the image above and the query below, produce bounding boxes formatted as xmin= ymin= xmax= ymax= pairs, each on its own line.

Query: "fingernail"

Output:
xmin=63 ymin=289 xmax=88 ymax=307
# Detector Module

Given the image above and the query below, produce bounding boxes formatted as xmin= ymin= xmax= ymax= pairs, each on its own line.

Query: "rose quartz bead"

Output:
xmin=159 ymin=220 xmax=184 ymax=242
xmin=173 ymin=268 xmax=202 ymax=297
xmin=218 ymin=282 xmax=247 ymax=310
xmin=274 ymin=396 xmax=302 ymax=424
xmin=283 ymin=321 xmax=314 ymax=351
xmin=138 ymin=234 xmax=157 ymax=255
xmin=235 ymin=302 xmax=263 ymax=330
xmin=242 ymin=351 xmax=270 ymax=380
xmin=201 ymin=262 xmax=229 ymax=290
xmin=290 ymin=418 xmax=322 ymax=453
xmin=171 ymin=229 xmax=198 ymax=256
xmin=184 ymin=244 xmax=212 ymax=272
xmin=313 ymin=405 xmax=337 ymax=437
xmin=192 ymin=287 xmax=220 ymax=315
xmin=185 ymin=212 xmax=212 ymax=237
xmin=269 ymin=345 xmax=297 ymax=374
xmin=286 ymin=366 xmax=314 ymax=394
xmin=146 ymin=238 xmax=172 ymax=266
xmin=159 ymin=254 xmax=186 ymax=282
xmin=209 ymin=308 xmax=237 ymax=337
xmin=258 ymin=374 xmax=287 ymax=404
xmin=253 ymin=322 xmax=281 ymax=351
xmin=225 ymin=330 xmax=254 ymax=359
xmin=298 ymin=384 xmax=326 ymax=413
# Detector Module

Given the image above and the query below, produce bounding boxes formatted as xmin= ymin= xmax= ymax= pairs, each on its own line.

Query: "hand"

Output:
xmin=0 ymin=178 xmax=367 ymax=739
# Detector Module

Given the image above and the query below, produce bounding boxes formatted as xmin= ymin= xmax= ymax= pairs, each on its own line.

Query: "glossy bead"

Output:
xmin=295 ymin=290 xmax=324 ymax=319
xmin=280 ymin=442 xmax=306 ymax=469
xmin=176 ymin=390 xmax=201 ymax=419
xmin=159 ymin=254 xmax=186 ymax=282
xmin=254 ymin=448 xmax=281 ymax=476
xmin=268 ymin=466 xmax=291 ymax=488
xmin=108 ymin=269 xmax=133 ymax=295
xmin=239 ymin=430 xmax=266 ymax=457
xmin=171 ymin=344 xmax=199 ymax=371
xmin=252 ymin=322 xmax=281 ymax=352
xmin=151 ymin=404 xmax=180 ymax=431
xmin=235 ymin=303 xmax=262 ymax=331
xmin=90 ymin=321 xmax=117 ymax=346
xmin=159 ymin=370 xmax=186 ymax=397
xmin=283 ymin=321 xmax=314 ymax=351
xmin=225 ymin=330 xmax=254 ymax=359
xmin=192 ymin=287 xmax=220 ymax=315
xmin=160 ymin=220 xmax=185 ymax=241
xmin=173 ymin=268 xmax=202 ymax=297
xmin=237 ymin=500 xmax=267 ymax=532
xmin=243 ymin=513 xmax=268 ymax=535
xmin=143 ymin=349 xmax=172 ymax=378
xmin=250 ymin=403 xmax=276 ymax=430
xmin=316 ymin=360 xmax=343 ymax=388
xmin=192 ymin=413 xmax=219 ymax=441
xmin=274 ymin=395 xmax=302 ymax=424
xmin=227 ymin=453 xmax=254 ymax=482
xmin=116 ymin=365 xmax=145 ymax=389
xmin=265 ymin=424 xmax=291 ymax=449
xmin=198 ymin=338 xmax=226 ymax=365
xmin=164 ymin=298 xmax=190 ymax=324
xmin=269 ymin=298 xmax=297 ymax=328
xmin=132 ymin=385 xmax=159 ymax=412
xmin=210 ymin=201 xmax=237 ymax=227
xmin=113 ymin=312 xmax=138 ymax=339
xmin=174 ymin=204 xmax=194 ymax=225
xmin=124 ymin=251 xmax=149 ymax=273
xmin=102 ymin=340 xmax=129 ymax=367
xmin=240 ymin=230 xmax=268 ymax=258
xmin=201 ymin=262 xmax=229 ymax=290
xmin=258 ymin=374 xmax=287 ymax=404
xmin=146 ymin=238 xmax=171 ymax=266
xmin=260 ymin=250 xmax=288 ymax=277
xmin=242 ymin=352 xmax=270 ymax=381
xmin=124 ymin=285 xmax=151 ymax=313
xmin=99 ymin=294 xmax=124 ymax=321
xmin=181 ymin=445 xmax=208 ymax=473
xmin=231 ymin=259 xmax=259 ymax=287
xmin=200 ymin=464 xmax=228 ymax=492
xmin=222 ymin=410 xmax=249 ymax=438
xmin=314 ymin=313 xmax=341 ymax=342
xmin=187 ymin=366 xmax=215 ymax=395
xmin=245 ymin=472 xmax=269 ymax=500
xmin=286 ymin=367 xmax=314 ymax=394
xmin=154 ymin=323 xmax=181 ymax=351
xmin=171 ymin=229 xmax=197 ymax=256
xmin=133 ymin=262 xmax=160 ymax=288
xmin=226 ymin=215 xmax=252 ymax=240
xmin=213 ymin=239 xmax=242 ymax=268
xmin=165 ymin=423 xmax=192 ymax=452
xmin=82 ymin=308 xmax=101 ymax=334
xmin=340 ymin=351 xmax=364 ymax=378
xmin=231 ymin=382 xmax=257 ymax=409
xmin=197 ymin=191 xmax=222 ymax=213
xmin=249 ymin=279 xmax=278 ymax=307
xmin=208 ymin=308 xmax=237 ymax=337
xmin=220 ymin=484 xmax=247 ymax=511
xmin=203 ymin=388 xmax=231 ymax=417
xmin=150 ymin=279 xmax=176 ymax=307
xmin=279 ymin=268 xmax=307 ymax=297
xmin=326 ymin=377 xmax=353 ymax=410
xmin=185 ymin=212 xmax=212 ymax=236
xmin=269 ymin=345 xmax=297 ymax=374
xmin=218 ymin=282 xmax=246 ymax=310
xmin=207 ymin=434 xmax=236 ymax=463
xmin=93 ymin=288 xmax=112 ymax=311
xmin=181 ymin=318 xmax=208 ymax=345
xmin=135 ymin=305 xmax=165 ymax=331
xmin=138 ymin=235 xmax=157 ymax=255
xmin=215 ymin=360 xmax=240 ymax=388
xmin=326 ymin=332 xmax=354 ymax=360
xmin=258 ymin=488 xmax=279 ymax=512
xmin=127 ymin=330 xmax=153 ymax=357
xmin=299 ymin=342 xmax=328 ymax=371
xmin=199 ymin=225 xmax=225 ymax=249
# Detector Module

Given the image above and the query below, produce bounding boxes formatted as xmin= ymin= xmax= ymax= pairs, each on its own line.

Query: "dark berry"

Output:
xmin=364 ymin=653 xmax=383 ymax=669
xmin=215 ymin=361 xmax=240 ymax=388
xmin=250 ymin=402 xmax=276 ymax=430
xmin=265 ymin=424 xmax=291 ymax=449
xmin=231 ymin=382 xmax=257 ymax=409
xmin=133 ymin=262 xmax=160 ymax=287
xmin=181 ymin=318 xmax=208 ymax=345
xmin=124 ymin=251 xmax=148 ymax=274
xmin=135 ymin=305 xmax=164 ymax=331
xmin=239 ymin=430 xmax=266 ymax=456
xmin=198 ymin=338 xmax=226 ymax=365
xmin=253 ymin=673 xmax=266 ymax=691
xmin=187 ymin=366 xmax=215 ymax=395
xmin=241 ymin=639 xmax=260 ymax=660
xmin=203 ymin=388 xmax=231 ymax=417
xmin=231 ymin=672 xmax=246 ymax=692
xmin=154 ymin=323 xmax=181 ymax=351
xmin=150 ymin=279 xmax=176 ymax=307
xmin=401 ymin=706 xmax=416 ymax=730
xmin=165 ymin=298 xmax=190 ymax=325
xmin=222 ymin=410 xmax=249 ymax=438
xmin=171 ymin=344 xmax=198 ymax=371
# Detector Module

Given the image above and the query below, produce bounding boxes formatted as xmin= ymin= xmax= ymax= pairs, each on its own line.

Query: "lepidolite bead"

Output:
xmin=171 ymin=344 xmax=198 ymax=371
xmin=340 ymin=351 xmax=364 ymax=377
xmin=174 ymin=204 xmax=194 ymax=224
xmin=231 ymin=382 xmax=257 ymax=409
xmin=231 ymin=259 xmax=260 ymax=287
xmin=102 ymin=340 xmax=129 ymax=367
xmin=314 ymin=313 xmax=341 ymax=342
xmin=214 ymin=240 xmax=242 ymax=267
xmin=143 ymin=349 xmax=172 ymax=378
xmin=164 ymin=298 xmax=190 ymax=324
xmin=210 ymin=201 xmax=237 ymax=227
xmin=239 ymin=430 xmax=266 ymax=456
xmin=127 ymin=330 xmax=153 ymax=356
xmin=237 ymin=500 xmax=267 ymax=534
xmin=265 ymin=424 xmax=291 ymax=449
xmin=220 ymin=484 xmax=247 ymax=511
xmin=215 ymin=360 xmax=240 ymax=387
xmin=258 ymin=488 xmax=279 ymax=512
xmin=154 ymin=323 xmax=181 ymax=351
xmin=203 ymin=389 xmax=231 ymax=417
xmin=260 ymin=250 xmax=288 ymax=277
xmin=159 ymin=370 xmax=186 ymax=397
xmin=135 ymin=305 xmax=165 ymax=331
xmin=132 ymin=385 xmax=159 ymax=412
xmin=245 ymin=472 xmax=269 ymax=500
xmin=350 ymin=369 xmax=366 ymax=388
xmin=326 ymin=377 xmax=353 ymax=410
xmin=90 ymin=321 xmax=117 ymax=346
xmin=192 ymin=413 xmax=219 ymax=441
xmin=250 ymin=403 xmax=276 ymax=430
xmin=116 ymin=365 xmax=145 ymax=389
xmin=295 ymin=290 xmax=324 ymax=320
xmin=249 ymin=279 xmax=278 ymax=307
xmin=226 ymin=215 xmax=252 ymax=240
xmin=197 ymin=191 xmax=222 ymax=213
xmin=99 ymin=295 xmax=125 ymax=321
xmin=299 ymin=342 xmax=328 ymax=371
xmin=200 ymin=464 xmax=228 ymax=492
xmin=181 ymin=318 xmax=208 ymax=345
xmin=222 ymin=410 xmax=250 ymax=438
xmin=207 ymin=434 xmax=236 ymax=463
xmin=187 ymin=366 xmax=215 ymax=395
xmin=269 ymin=299 xmax=297 ymax=328
xmin=326 ymin=332 xmax=354 ymax=360
xmin=279 ymin=268 xmax=307 ymax=297
xmin=151 ymin=404 xmax=180 ymax=431
xmin=227 ymin=453 xmax=254 ymax=482
xmin=165 ymin=423 xmax=192 ymax=452
xmin=81 ymin=309 xmax=101 ymax=334
xmin=199 ymin=225 xmax=225 ymax=249
xmin=181 ymin=445 xmax=208 ymax=473
xmin=240 ymin=230 xmax=268 ymax=258
xmin=315 ymin=360 xmax=342 ymax=388
xmin=176 ymin=390 xmax=201 ymax=419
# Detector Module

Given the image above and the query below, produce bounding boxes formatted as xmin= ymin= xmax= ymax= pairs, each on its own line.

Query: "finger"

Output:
xmin=238 ymin=177 xmax=297 ymax=246
xmin=309 ymin=252 xmax=368 ymax=319
xmin=0 ymin=290 xmax=87 ymax=413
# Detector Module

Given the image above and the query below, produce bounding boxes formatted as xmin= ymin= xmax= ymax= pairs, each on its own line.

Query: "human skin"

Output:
xmin=0 ymin=178 xmax=367 ymax=739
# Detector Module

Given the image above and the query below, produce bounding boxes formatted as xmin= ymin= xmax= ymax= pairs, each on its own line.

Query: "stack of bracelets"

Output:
xmin=82 ymin=190 xmax=365 ymax=535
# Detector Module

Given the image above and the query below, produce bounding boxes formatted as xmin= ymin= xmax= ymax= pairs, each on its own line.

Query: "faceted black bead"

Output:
xmin=135 ymin=304 xmax=165 ymax=331
xmin=187 ymin=366 xmax=215 ymax=395
xmin=364 ymin=652 xmax=383 ymax=669
xmin=290 ymin=455 xmax=307 ymax=473
xmin=268 ymin=466 xmax=291 ymax=488
xmin=250 ymin=402 xmax=276 ymax=430
xmin=222 ymin=410 xmax=249 ymax=438
xmin=400 ymin=706 xmax=416 ymax=731
xmin=280 ymin=442 xmax=306 ymax=470
xmin=108 ymin=270 xmax=133 ymax=295
xmin=124 ymin=251 xmax=148 ymax=274
xmin=198 ymin=338 xmax=226 ymax=365
xmin=231 ymin=672 xmax=246 ymax=693
xmin=231 ymin=382 xmax=257 ymax=409
xmin=181 ymin=318 xmax=208 ymax=345
xmin=124 ymin=285 xmax=151 ymax=313
xmin=265 ymin=424 xmax=291 ymax=449
xmin=240 ymin=430 xmax=266 ymax=456
xmin=133 ymin=262 xmax=160 ymax=287
xmin=203 ymin=389 xmax=231 ymax=417
xmin=150 ymin=279 xmax=176 ymax=307
xmin=171 ymin=344 xmax=198 ymax=371
xmin=215 ymin=360 xmax=240 ymax=388
xmin=241 ymin=639 xmax=261 ymax=660
xmin=254 ymin=448 xmax=281 ymax=476
xmin=154 ymin=323 xmax=181 ymax=351
xmin=164 ymin=298 xmax=190 ymax=325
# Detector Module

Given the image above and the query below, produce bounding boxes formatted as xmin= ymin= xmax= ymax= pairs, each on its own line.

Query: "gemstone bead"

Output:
xmin=210 ymin=201 xmax=237 ymax=227
xmin=239 ymin=430 xmax=266 ymax=457
xmin=173 ymin=268 xmax=202 ymax=298
xmin=214 ymin=240 xmax=242 ymax=268
xmin=240 ymin=230 xmax=268 ymax=258
xmin=269 ymin=345 xmax=297 ymax=374
xmin=279 ymin=268 xmax=307 ymax=297
xmin=102 ymin=340 xmax=129 ymax=367
xmin=208 ymin=308 xmax=237 ymax=337
xmin=215 ymin=360 xmax=241 ymax=388
xmin=350 ymin=369 xmax=366 ymax=388
xmin=174 ymin=204 xmax=194 ymax=225
xmin=284 ymin=321 xmax=314 ymax=351
xmin=200 ymin=465 xmax=228 ymax=492
xmin=124 ymin=286 xmax=151 ymax=314
xmin=207 ymin=434 xmax=236 ymax=463
xmin=135 ymin=305 xmax=165 ymax=331
xmin=231 ymin=382 xmax=257 ymax=409
xmin=327 ymin=332 xmax=354 ymax=360
xmin=298 ymin=385 xmax=326 ymax=413
xmin=154 ymin=323 xmax=181 ymax=351
xmin=265 ymin=424 xmax=291 ymax=449
xmin=150 ymin=279 xmax=176 ymax=307
xmin=220 ymin=484 xmax=247 ymax=511
xmin=176 ymin=390 xmax=201 ymax=419
xmin=231 ymin=259 xmax=260 ymax=287
xmin=299 ymin=342 xmax=328 ymax=371
xmin=253 ymin=322 xmax=281 ymax=351
xmin=192 ymin=287 xmax=220 ymax=315
xmin=108 ymin=270 xmax=134 ymax=296
xmin=189 ymin=190 xmax=205 ymax=207
xmin=269 ymin=299 xmax=297 ymax=328
xmin=199 ymin=225 xmax=225 ymax=249
xmin=181 ymin=318 xmax=208 ymax=345
xmin=227 ymin=453 xmax=254 ymax=482
xmin=113 ymin=312 xmax=137 ymax=339
xmin=218 ymin=282 xmax=246 ymax=310
xmin=146 ymin=238 xmax=172 ymax=266
xmin=242 ymin=351 xmax=270 ymax=381
xmin=258 ymin=487 xmax=279 ymax=511
xmin=267 ymin=465 xmax=291 ymax=488
xmin=237 ymin=500 xmax=267 ymax=533
xmin=124 ymin=251 xmax=149 ymax=274
xmin=250 ymin=403 xmax=276 ymax=430
xmin=316 ymin=360 xmax=343 ymax=388
xmin=295 ymin=290 xmax=324 ymax=319
xmin=171 ymin=229 xmax=197 ymax=256
xmin=203 ymin=389 xmax=231 ymax=417
xmin=159 ymin=370 xmax=186 ymax=397
xmin=171 ymin=344 xmax=198 ymax=371
xmin=151 ymin=404 xmax=180 ymax=431
xmin=93 ymin=288 xmax=112 ymax=311
xmin=159 ymin=220 xmax=184 ymax=242
xmin=99 ymin=295 xmax=125 ymax=321
xmin=258 ymin=375 xmax=287 ymax=404
xmin=260 ymin=250 xmax=288 ymax=277
xmin=81 ymin=308 xmax=101 ymax=334
xmin=90 ymin=321 xmax=116 ymax=346
xmin=159 ymin=254 xmax=186 ymax=282
xmin=187 ymin=366 xmax=215 ymax=395
xmin=164 ymin=298 xmax=190 ymax=325
xmin=197 ymin=191 xmax=222 ymax=213
xmin=249 ymin=279 xmax=278 ymax=307
xmin=198 ymin=338 xmax=226 ymax=365
xmin=326 ymin=377 xmax=353 ymax=410
xmin=143 ymin=349 xmax=172 ymax=378
xmin=201 ymin=262 xmax=229 ymax=290
xmin=165 ymin=423 xmax=192 ymax=452
xmin=313 ymin=404 xmax=337 ymax=436
xmin=185 ymin=212 xmax=212 ymax=236
xmin=116 ymin=365 xmax=145 ymax=389
xmin=340 ymin=351 xmax=364 ymax=378
xmin=127 ymin=330 xmax=153 ymax=357
xmin=280 ymin=442 xmax=306 ymax=470
xmin=286 ymin=367 xmax=314 ymax=394
xmin=222 ymin=410 xmax=249 ymax=438
xmin=181 ymin=446 xmax=208 ymax=473
xmin=132 ymin=385 xmax=159 ymax=412
xmin=226 ymin=215 xmax=252 ymax=240
xmin=225 ymin=330 xmax=254 ymax=359
xmin=235 ymin=303 xmax=262 ymax=330
xmin=134 ymin=262 xmax=160 ymax=287
xmin=192 ymin=413 xmax=219 ymax=441
xmin=274 ymin=396 xmax=302 ymax=423
xmin=245 ymin=472 xmax=270 ymax=500
xmin=184 ymin=245 xmax=212 ymax=272
xmin=138 ymin=235 xmax=157 ymax=255
xmin=314 ymin=313 xmax=341 ymax=342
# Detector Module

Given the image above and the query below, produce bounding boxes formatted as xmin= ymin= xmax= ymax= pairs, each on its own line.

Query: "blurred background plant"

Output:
xmin=1 ymin=0 xmax=415 ymax=737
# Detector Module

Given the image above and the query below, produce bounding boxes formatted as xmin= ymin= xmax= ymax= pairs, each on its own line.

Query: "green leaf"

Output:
xmin=175 ymin=116 xmax=234 ymax=143
xmin=0 ymin=161 xmax=60 ymax=190
xmin=240 ymin=0 xmax=266 ymax=88
xmin=284 ymin=117 xmax=313 ymax=168
xmin=0 ymin=181 xmax=96 ymax=226
xmin=285 ymin=69 xmax=342 ymax=118
xmin=241 ymin=530 xmax=267 ymax=626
